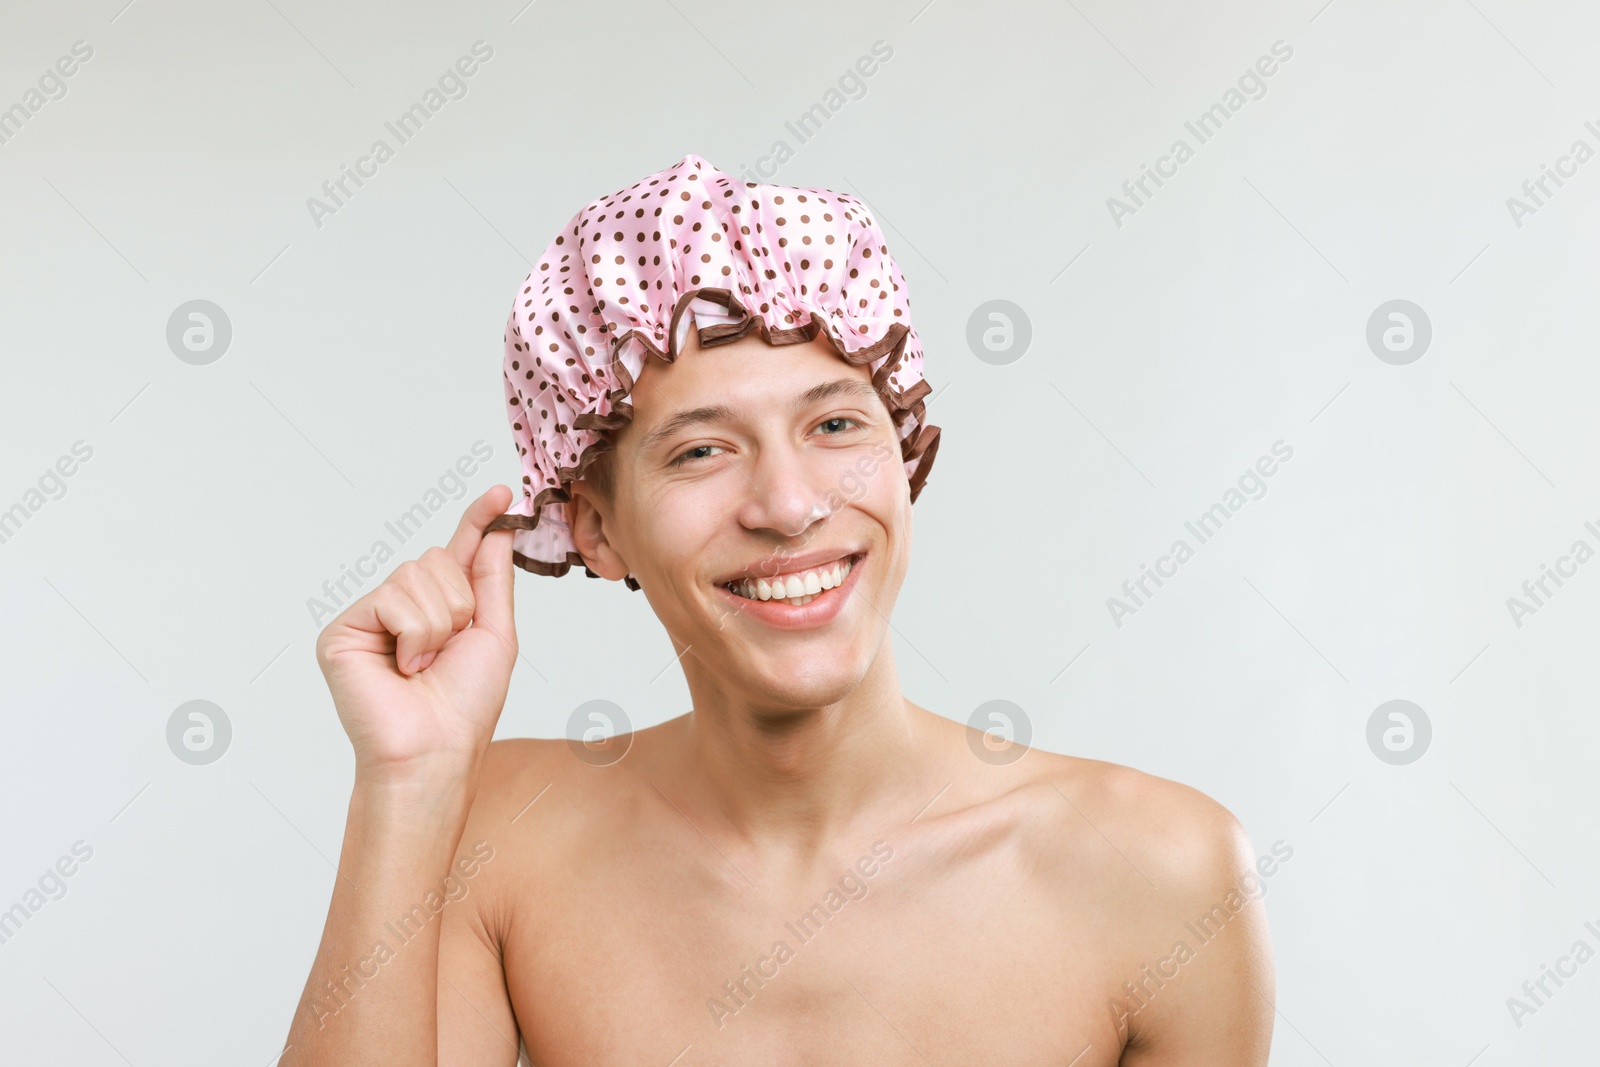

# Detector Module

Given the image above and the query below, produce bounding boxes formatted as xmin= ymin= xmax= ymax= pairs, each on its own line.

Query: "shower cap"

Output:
xmin=483 ymin=152 xmax=941 ymax=589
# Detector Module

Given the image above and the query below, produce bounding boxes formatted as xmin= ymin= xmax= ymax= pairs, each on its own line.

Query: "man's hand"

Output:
xmin=314 ymin=485 xmax=518 ymax=782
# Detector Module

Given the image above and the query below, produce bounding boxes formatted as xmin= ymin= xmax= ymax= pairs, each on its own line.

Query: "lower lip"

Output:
xmin=715 ymin=554 xmax=867 ymax=631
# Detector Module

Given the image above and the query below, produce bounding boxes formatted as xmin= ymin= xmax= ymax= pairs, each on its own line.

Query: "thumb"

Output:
xmin=468 ymin=494 xmax=518 ymax=648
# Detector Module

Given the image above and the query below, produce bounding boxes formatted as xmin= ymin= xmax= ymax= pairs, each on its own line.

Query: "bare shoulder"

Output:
xmin=1002 ymin=748 xmax=1276 ymax=1061
xmin=935 ymin=704 xmax=1255 ymax=895
xmin=471 ymin=735 xmax=574 ymax=822
xmin=1027 ymin=750 xmax=1256 ymax=889
xmin=461 ymin=728 xmax=664 ymax=852
xmin=453 ymin=739 xmax=587 ymax=888
xmin=451 ymin=739 xmax=570 ymax=869
xmin=444 ymin=735 xmax=607 ymax=944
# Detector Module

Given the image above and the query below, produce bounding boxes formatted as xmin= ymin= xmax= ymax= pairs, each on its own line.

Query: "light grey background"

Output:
xmin=2 ymin=0 xmax=1595 ymax=1062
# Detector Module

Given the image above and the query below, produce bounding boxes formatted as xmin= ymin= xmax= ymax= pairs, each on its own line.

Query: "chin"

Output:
xmin=738 ymin=650 xmax=868 ymax=712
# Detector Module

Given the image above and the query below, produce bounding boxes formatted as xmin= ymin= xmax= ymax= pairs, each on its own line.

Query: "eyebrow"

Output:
xmin=636 ymin=377 xmax=881 ymax=456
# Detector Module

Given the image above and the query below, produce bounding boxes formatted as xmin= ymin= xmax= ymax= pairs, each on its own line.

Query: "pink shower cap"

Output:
xmin=483 ymin=152 xmax=941 ymax=589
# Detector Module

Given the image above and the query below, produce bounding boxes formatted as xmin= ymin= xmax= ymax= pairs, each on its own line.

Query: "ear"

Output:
xmin=568 ymin=481 xmax=632 ymax=582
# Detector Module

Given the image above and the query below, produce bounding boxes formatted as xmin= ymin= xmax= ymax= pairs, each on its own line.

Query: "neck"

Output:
xmin=674 ymin=645 xmax=929 ymax=860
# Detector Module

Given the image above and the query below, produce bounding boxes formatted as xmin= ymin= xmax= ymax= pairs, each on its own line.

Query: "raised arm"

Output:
xmin=280 ymin=486 xmax=522 ymax=1067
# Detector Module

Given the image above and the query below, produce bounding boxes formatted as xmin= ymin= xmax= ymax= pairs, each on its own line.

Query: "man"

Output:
xmin=283 ymin=156 xmax=1275 ymax=1065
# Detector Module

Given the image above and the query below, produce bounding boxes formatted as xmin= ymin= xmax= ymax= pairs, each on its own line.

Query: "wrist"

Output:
xmin=354 ymin=744 xmax=480 ymax=789
xmin=351 ymin=755 xmax=480 ymax=829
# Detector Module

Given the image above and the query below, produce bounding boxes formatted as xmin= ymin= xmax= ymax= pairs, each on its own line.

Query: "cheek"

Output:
xmin=860 ymin=446 xmax=909 ymax=507
xmin=851 ymin=455 xmax=911 ymax=544
xmin=630 ymin=478 xmax=733 ymax=572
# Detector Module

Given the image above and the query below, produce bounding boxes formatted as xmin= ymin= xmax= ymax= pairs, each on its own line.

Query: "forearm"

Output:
xmin=281 ymin=766 xmax=478 ymax=1066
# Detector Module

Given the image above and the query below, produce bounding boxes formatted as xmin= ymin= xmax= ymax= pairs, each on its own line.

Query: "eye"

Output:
xmin=671 ymin=443 xmax=725 ymax=466
xmin=815 ymin=416 xmax=861 ymax=436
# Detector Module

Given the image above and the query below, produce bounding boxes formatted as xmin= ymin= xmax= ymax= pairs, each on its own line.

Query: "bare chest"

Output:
xmin=502 ymin=839 xmax=1130 ymax=1065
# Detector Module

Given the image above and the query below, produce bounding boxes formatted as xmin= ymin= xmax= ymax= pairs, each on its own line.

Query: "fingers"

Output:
xmin=327 ymin=485 xmax=517 ymax=677
xmin=379 ymin=559 xmax=453 ymax=674
xmin=417 ymin=546 xmax=476 ymax=630
xmin=469 ymin=521 xmax=516 ymax=647
xmin=375 ymin=544 xmax=478 ymax=673
xmin=444 ymin=485 xmax=517 ymax=647
xmin=446 ymin=485 xmax=513 ymax=573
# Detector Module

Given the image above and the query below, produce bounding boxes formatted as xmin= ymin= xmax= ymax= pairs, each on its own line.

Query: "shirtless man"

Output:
xmin=280 ymin=315 xmax=1276 ymax=1064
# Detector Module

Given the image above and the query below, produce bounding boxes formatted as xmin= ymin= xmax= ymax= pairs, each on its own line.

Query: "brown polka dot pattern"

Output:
xmin=484 ymin=153 xmax=942 ymax=588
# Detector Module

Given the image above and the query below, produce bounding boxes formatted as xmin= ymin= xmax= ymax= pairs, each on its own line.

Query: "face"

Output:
xmin=569 ymin=330 xmax=914 ymax=711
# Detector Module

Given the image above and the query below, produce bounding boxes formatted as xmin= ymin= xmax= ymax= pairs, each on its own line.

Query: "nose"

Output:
xmin=736 ymin=441 xmax=836 ymax=539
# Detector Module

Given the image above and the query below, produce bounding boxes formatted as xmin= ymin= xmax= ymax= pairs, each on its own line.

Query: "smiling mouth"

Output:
xmin=720 ymin=553 xmax=864 ymax=607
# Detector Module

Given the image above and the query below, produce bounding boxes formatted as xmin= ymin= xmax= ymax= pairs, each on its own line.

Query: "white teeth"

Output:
xmin=727 ymin=555 xmax=856 ymax=604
